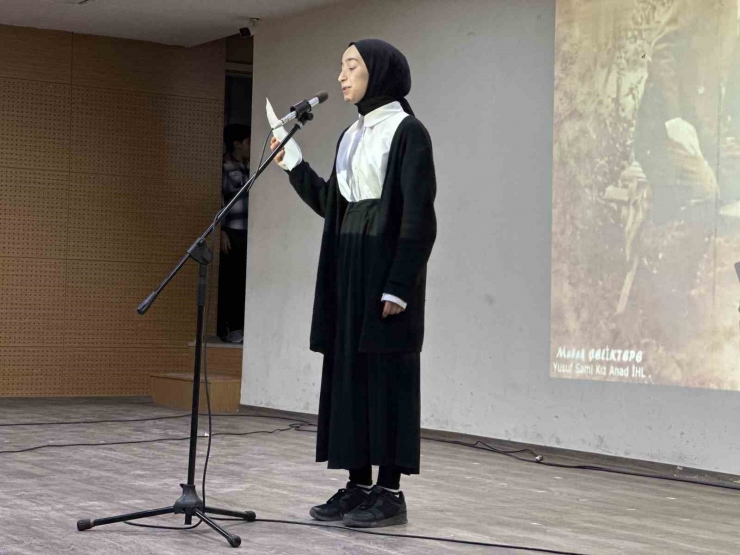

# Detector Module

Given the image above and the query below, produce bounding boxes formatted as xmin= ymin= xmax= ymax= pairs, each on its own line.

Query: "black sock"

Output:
xmin=377 ymin=465 xmax=401 ymax=491
xmin=348 ymin=465 xmax=372 ymax=487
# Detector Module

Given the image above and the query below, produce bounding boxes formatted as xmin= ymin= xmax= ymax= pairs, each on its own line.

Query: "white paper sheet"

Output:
xmin=266 ymin=98 xmax=302 ymax=171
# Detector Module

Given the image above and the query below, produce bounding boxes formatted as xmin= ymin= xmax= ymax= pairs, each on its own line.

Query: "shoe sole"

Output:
xmin=343 ymin=513 xmax=408 ymax=528
xmin=309 ymin=507 xmax=343 ymax=522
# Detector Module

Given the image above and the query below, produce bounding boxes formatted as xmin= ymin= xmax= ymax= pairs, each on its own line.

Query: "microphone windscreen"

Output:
xmin=316 ymin=91 xmax=329 ymax=104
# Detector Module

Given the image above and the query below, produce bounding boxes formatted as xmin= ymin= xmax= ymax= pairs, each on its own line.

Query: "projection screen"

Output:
xmin=551 ymin=0 xmax=740 ymax=390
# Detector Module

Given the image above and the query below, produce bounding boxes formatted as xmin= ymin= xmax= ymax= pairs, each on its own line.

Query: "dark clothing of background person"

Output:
xmin=217 ymin=226 xmax=247 ymax=341
xmin=218 ymin=126 xmax=250 ymax=343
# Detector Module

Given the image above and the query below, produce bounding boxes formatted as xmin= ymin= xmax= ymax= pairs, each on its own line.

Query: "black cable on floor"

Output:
xmin=228 ymin=518 xmax=592 ymax=555
xmin=123 ymin=519 xmax=202 ymax=531
xmin=422 ymin=436 xmax=539 ymax=457
xmin=200 ymin=206 xmax=219 ymax=515
xmin=111 ymin=506 xmax=593 ymax=553
xmin=2 ymin=418 xmax=738 ymax=493
xmin=0 ymin=425 xmax=307 ymax=455
xmin=2 ymin=415 xmax=738 ymax=493
xmin=1 ymin=436 xmax=193 ymax=454
xmin=0 ymin=414 xmax=193 ymax=427
xmin=0 ymin=413 xmax=314 ymax=428
xmin=7 ymin=410 xmax=733 ymax=492
xmin=2 ymin=414 xmax=734 ymax=551
xmin=420 ymin=436 xmax=740 ymax=493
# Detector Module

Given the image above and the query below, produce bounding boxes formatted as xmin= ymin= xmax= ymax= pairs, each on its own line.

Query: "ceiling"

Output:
xmin=0 ymin=0 xmax=344 ymax=47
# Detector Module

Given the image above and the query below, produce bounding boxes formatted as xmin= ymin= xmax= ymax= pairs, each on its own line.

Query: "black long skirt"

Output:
xmin=315 ymin=199 xmax=421 ymax=474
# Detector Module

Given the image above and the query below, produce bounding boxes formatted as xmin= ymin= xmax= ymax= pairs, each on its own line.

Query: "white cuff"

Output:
xmin=381 ymin=293 xmax=407 ymax=310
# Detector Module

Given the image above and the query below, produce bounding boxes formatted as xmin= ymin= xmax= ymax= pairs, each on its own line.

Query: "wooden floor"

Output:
xmin=1 ymin=397 xmax=738 ymax=555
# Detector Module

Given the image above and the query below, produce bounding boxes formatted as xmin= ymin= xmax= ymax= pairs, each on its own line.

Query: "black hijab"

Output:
xmin=350 ymin=39 xmax=414 ymax=117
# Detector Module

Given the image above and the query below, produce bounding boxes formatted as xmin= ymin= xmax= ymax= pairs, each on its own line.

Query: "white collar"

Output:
xmin=358 ymin=101 xmax=406 ymax=128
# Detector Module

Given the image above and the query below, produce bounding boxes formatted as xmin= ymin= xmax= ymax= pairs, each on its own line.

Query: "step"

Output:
xmin=187 ymin=341 xmax=243 ymax=378
xmin=150 ymin=372 xmax=241 ymax=413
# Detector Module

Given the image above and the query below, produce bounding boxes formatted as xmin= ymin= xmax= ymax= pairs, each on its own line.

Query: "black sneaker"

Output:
xmin=342 ymin=485 xmax=408 ymax=528
xmin=309 ymin=482 xmax=369 ymax=521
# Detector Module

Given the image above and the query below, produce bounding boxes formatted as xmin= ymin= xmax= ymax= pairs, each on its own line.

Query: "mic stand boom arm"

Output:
xmin=137 ymin=112 xmax=312 ymax=315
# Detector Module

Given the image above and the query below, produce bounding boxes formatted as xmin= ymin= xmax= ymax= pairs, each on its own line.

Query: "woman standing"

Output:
xmin=270 ymin=39 xmax=437 ymax=528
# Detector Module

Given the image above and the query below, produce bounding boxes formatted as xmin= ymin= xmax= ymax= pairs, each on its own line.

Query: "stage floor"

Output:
xmin=1 ymin=397 xmax=738 ymax=555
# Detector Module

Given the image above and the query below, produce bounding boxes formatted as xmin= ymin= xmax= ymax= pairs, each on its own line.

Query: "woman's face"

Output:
xmin=338 ymin=45 xmax=369 ymax=104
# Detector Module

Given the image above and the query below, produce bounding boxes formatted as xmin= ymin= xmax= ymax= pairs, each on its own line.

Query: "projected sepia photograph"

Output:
xmin=551 ymin=0 xmax=740 ymax=390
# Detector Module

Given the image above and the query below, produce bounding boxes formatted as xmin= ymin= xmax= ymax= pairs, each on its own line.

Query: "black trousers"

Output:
xmin=349 ymin=465 xmax=402 ymax=490
xmin=217 ymin=227 xmax=248 ymax=339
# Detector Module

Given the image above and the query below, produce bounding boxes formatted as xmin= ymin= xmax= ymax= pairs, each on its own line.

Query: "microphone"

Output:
xmin=271 ymin=91 xmax=329 ymax=129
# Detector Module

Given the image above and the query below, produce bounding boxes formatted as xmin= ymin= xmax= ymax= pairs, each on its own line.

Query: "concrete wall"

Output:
xmin=241 ymin=0 xmax=740 ymax=475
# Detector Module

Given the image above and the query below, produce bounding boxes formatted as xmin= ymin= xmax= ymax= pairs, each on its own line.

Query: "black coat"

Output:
xmin=288 ymin=116 xmax=437 ymax=354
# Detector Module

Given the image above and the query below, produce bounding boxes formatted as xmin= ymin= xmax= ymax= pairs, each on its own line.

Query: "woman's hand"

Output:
xmin=382 ymin=301 xmax=405 ymax=318
xmin=270 ymin=136 xmax=286 ymax=166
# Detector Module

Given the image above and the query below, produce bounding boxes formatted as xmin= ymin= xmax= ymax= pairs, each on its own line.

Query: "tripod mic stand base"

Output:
xmin=174 ymin=483 xmax=203 ymax=513
xmin=76 ymin=482 xmax=256 ymax=548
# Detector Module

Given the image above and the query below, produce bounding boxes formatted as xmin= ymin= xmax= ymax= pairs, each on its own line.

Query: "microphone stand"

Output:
xmin=76 ymin=111 xmax=314 ymax=548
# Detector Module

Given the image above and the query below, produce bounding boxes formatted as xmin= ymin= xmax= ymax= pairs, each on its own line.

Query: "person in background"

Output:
xmin=218 ymin=124 xmax=250 ymax=344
